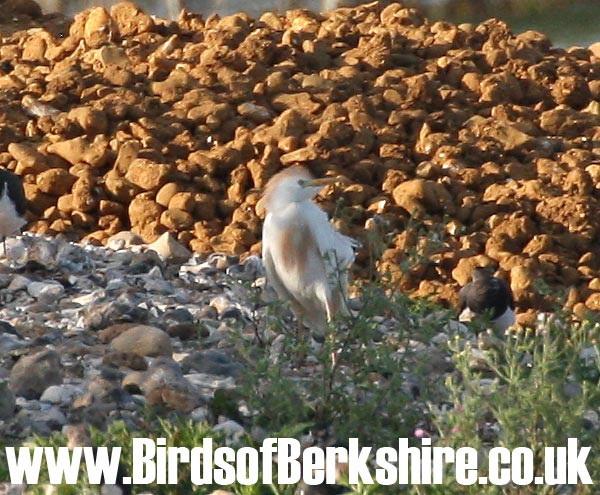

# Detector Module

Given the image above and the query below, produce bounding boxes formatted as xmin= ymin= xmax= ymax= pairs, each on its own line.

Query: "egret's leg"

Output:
xmin=315 ymin=284 xmax=336 ymax=323
xmin=290 ymin=305 xmax=307 ymax=366
xmin=324 ymin=291 xmax=342 ymax=362
xmin=316 ymin=287 xmax=343 ymax=369
xmin=293 ymin=320 xmax=309 ymax=367
xmin=296 ymin=313 xmax=305 ymax=341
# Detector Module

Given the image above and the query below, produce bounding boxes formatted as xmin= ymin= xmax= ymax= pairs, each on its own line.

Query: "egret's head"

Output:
xmin=258 ymin=165 xmax=346 ymax=214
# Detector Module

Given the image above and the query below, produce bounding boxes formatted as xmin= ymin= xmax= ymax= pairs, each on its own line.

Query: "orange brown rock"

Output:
xmin=2 ymin=1 xmax=600 ymax=314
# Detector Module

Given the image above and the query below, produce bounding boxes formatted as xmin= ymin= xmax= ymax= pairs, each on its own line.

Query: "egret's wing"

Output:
xmin=263 ymin=210 xmax=329 ymax=329
xmin=335 ymin=232 xmax=356 ymax=268
xmin=262 ymin=213 xmax=299 ymax=300
xmin=303 ymin=204 xmax=355 ymax=270
xmin=301 ymin=204 xmax=355 ymax=320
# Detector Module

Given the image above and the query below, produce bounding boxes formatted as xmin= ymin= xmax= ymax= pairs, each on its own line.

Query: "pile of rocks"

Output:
xmin=2 ymin=1 xmax=600 ymax=318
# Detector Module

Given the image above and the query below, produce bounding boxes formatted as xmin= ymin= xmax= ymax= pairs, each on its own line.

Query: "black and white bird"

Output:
xmin=458 ymin=267 xmax=516 ymax=332
xmin=0 ymin=168 xmax=27 ymax=255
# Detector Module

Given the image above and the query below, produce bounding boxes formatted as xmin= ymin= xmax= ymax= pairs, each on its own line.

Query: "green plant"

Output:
xmin=237 ymin=275 xmax=449 ymax=448
xmin=426 ymin=318 xmax=600 ymax=495
xmin=0 ymin=441 xmax=9 ymax=482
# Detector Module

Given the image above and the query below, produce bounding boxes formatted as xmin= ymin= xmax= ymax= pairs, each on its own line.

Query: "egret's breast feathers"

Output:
xmin=264 ymin=205 xmax=343 ymax=291
xmin=279 ymin=221 xmax=310 ymax=275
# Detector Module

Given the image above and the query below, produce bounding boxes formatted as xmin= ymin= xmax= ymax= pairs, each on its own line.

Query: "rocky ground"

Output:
xmin=0 ymin=0 xmax=600 ymax=323
xmin=0 ymin=235 xmax=486 ymax=495
xmin=1 ymin=3 xmax=600 ymax=493
xmin=0 ymin=232 xmax=264 ymax=440
xmin=0 ymin=230 xmax=466 ymax=465
xmin=0 ymin=232 xmax=597 ymax=495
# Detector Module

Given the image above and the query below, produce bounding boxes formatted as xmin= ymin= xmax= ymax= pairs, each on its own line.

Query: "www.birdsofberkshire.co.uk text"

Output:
xmin=5 ymin=437 xmax=592 ymax=487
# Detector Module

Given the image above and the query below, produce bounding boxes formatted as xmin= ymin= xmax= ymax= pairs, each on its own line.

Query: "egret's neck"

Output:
xmin=266 ymin=194 xmax=314 ymax=213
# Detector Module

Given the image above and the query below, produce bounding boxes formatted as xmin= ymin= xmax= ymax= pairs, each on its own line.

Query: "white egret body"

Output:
xmin=259 ymin=166 xmax=355 ymax=332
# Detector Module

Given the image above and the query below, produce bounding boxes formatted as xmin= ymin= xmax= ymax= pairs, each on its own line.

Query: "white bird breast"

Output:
xmin=0 ymin=187 xmax=25 ymax=238
xmin=459 ymin=306 xmax=515 ymax=332
xmin=492 ymin=307 xmax=516 ymax=331
xmin=458 ymin=307 xmax=477 ymax=322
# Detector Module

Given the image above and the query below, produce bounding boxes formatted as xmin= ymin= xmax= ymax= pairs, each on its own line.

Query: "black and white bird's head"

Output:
xmin=0 ymin=168 xmax=27 ymax=240
xmin=458 ymin=266 xmax=516 ymax=332
xmin=470 ymin=266 xmax=495 ymax=283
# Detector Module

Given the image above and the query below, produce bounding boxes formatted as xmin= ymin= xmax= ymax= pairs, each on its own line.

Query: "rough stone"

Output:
xmin=0 ymin=2 xmax=597 ymax=316
xmin=110 ymin=1 xmax=155 ymax=37
xmin=0 ymin=382 xmax=16 ymax=420
xmin=109 ymin=325 xmax=173 ymax=357
xmin=9 ymin=349 xmax=64 ymax=400
xmin=36 ymin=169 xmax=76 ymax=196
xmin=147 ymin=232 xmax=192 ymax=262
xmin=125 ymin=159 xmax=171 ymax=191
xmin=84 ymin=7 xmax=114 ymax=48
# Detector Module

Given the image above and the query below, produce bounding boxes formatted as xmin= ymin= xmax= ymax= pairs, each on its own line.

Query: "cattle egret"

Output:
xmin=459 ymin=266 xmax=515 ymax=332
xmin=259 ymin=166 xmax=355 ymax=334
